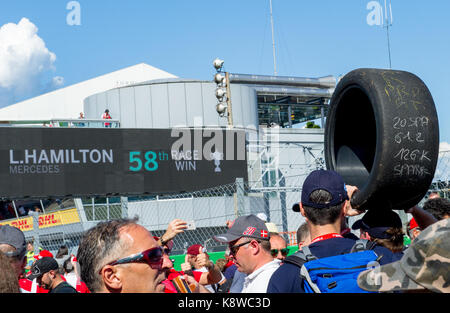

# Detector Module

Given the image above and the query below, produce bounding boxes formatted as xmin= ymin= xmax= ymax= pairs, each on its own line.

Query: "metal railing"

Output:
xmin=0 ymin=118 xmax=121 ymax=128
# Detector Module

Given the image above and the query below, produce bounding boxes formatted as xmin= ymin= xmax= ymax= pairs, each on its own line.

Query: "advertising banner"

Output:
xmin=0 ymin=208 xmax=81 ymax=231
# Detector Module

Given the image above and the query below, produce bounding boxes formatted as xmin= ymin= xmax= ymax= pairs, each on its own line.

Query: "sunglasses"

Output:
xmin=99 ymin=247 xmax=163 ymax=274
xmin=229 ymin=240 xmax=256 ymax=256
xmin=270 ymin=248 xmax=289 ymax=257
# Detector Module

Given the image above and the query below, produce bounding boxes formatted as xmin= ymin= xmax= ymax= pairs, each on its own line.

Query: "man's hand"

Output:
xmin=180 ymin=254 xmax=192 ymax=273
xmin=344 ymin=185 xmax=365 ymax=217
xmin=183 ymin=275 xmax=210 ymax=293
xmin=195 ymin=246 xmax=213 ymax=269
xmin=160 ymin=219 xmax=188 ymax=244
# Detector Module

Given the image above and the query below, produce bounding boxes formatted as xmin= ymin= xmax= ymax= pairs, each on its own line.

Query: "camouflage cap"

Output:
xmin=358 ymin=218 xmax=450 ymax=293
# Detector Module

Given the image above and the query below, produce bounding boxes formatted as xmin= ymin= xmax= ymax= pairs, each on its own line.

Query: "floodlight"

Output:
xmin=216 ymin=102 xmax=227 ymax=114
xmin=215 ymin=88 xmax=226 ymax=99
xmin=213 ymin=58 xmax=224 ymax=70
xmin=214 ymin=73 xmax=225 ymax=84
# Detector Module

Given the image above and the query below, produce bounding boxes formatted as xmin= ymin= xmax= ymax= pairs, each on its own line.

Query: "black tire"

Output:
xmin=324 ymin=68 xmax=439 ymax=211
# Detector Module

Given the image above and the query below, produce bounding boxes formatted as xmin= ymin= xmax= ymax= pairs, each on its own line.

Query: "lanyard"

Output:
xmin=310 ymin=233 xmax=343 ymax=244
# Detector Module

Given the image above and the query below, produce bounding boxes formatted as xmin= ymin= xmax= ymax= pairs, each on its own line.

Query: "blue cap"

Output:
xmin=301 ymin=170 xmax=349 ymax=209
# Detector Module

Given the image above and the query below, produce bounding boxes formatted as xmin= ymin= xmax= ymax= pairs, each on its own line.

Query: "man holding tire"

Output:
xmin=267 ymin=169 xmax=400 ymax=293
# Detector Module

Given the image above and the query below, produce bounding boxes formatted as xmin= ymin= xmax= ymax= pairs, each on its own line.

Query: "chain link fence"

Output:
xmin=428 ymin=148 xmax=450 ymax=199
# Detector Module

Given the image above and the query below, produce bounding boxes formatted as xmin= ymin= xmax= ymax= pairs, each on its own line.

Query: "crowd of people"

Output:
xmin=1 ymin=169 xmax=449 ymax=294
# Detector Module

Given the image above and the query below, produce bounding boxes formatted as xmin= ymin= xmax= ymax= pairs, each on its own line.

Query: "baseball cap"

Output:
xmin=300 ymin=170 xmax=349 ymax=209
xmin=28 ymin=257 xmax=59 ymax=280
xmin=351 ymin=209 xmax=402 ymax=239
xmin=358 ymin=218 xmax=450 ymax=293
xmin=187 ymin=244 xmax=204 ymax=256
xmin=0 ymin=225 xmax=26 ymax=258
xmin=409 ymin=217 xmax=419 ymax=230
xmin=213 ymin=214 xmax=270 ymax=243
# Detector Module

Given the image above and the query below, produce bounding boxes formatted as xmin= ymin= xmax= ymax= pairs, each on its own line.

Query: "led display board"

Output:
xmin=0 ymin=128 xmax=247 ymax=199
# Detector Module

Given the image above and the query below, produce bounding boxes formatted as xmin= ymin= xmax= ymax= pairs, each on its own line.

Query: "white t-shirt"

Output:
xmin=241 ymin=259 xmax=281 ymax=293
xmin=64 ymin=272 xmax=78 ymax=289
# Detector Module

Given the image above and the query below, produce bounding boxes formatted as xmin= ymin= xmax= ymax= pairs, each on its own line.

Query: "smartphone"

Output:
xmin=186 ymin=220 xmax=196 ymax=230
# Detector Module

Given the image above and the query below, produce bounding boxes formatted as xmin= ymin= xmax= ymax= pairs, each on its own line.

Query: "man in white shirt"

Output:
xmin=213 ymin=214 xmax=280 ymax=293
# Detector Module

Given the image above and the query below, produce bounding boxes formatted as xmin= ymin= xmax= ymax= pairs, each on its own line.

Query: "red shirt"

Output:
xmin=19 ymin=278 xmax=49 ymax=293
xmin=224 ymin=260 xmax=235 ymax=270
xmin=61 ymin=275 xmax=90 ymax=293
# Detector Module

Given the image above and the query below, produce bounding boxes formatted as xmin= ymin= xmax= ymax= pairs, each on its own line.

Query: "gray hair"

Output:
xmin=77 ymin=217 xmax=139 ymax=292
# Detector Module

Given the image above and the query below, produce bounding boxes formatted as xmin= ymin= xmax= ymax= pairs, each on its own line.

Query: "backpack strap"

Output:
xmin=301 ymin=246 xmax=318 ymax=262
xmin=300 ymin=265 xmax=322 ymax=293
xmin=284 ymin=246 xmax=318 ymax=267
xmin=350 ymin=239 xmax=377 ymax=253
xmin=283 ymin=247 xmax=320 ymax=293
xmin=283 ymin=250 xmax=307 ymax=268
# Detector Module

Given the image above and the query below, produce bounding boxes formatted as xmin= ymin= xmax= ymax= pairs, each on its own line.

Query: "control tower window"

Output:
xmin=257 ymin=95 xmax=329 ymax=128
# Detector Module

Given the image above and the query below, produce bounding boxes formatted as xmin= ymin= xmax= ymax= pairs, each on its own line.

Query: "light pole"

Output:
xmin=213 ymin=58 xmax=233 ymax=127
xmin=384 ymin=0 xmax=393 ymax=68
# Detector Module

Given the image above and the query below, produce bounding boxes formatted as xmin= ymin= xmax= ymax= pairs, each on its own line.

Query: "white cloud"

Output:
xmin=51 ymin=76 xmax=65 ymax=87
xmin=0 ymin=18 xmax=63 ymax=106
xmin=439 ymin=141 xmax=450 ymax=153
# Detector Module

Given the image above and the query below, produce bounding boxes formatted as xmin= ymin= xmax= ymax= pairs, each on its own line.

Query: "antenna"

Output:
xmin=384 ymin=0 xmax=393 ymax=68
xmin=269 ymin=0 xmax=277 ymax=76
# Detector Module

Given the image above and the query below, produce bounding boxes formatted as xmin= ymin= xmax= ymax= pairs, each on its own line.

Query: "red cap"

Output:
xmin=187 ymin=244 xmax=203 ymax=256
xmin=34 ymin=250 xmax=54 ymax=260
xmin=409 ymin=218 xmax=419 ymax=230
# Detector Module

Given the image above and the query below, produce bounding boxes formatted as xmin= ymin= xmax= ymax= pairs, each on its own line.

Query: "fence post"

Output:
xmin=92 ymin=198 xmax=95 ymax=220
xmin=121 ymin=197 xmax=129 ymax=218
xmin=106 ymin=197 xmax=110 ymax=220
xmin=279 ymin=173 xmax=288 ymax=234
xmin=11 ymin=201 xmax=19 ymax=219
xmin=74 ymin=198 xmax=88 ymax=223
xmin=28 ymin=210 xmax=40 ymax=255
xmin=236 ymin=178 xmax=245 ymax=216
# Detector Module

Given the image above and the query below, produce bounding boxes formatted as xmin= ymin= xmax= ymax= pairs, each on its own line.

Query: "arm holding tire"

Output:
xmin=404 ymin=205 xmax=438 ymax=230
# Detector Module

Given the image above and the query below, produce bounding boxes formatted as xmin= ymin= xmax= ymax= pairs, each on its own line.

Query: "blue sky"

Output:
xmin=0 ymin=0 xmax=449 ymax=143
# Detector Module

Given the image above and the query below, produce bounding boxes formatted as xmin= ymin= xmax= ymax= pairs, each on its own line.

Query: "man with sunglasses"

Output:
xmin=77 ymin=217 xmax=173 ymax=293
xmin=213 ymin=214 xmax=280 ymax=293
xmin=269 ymin=233 xmax=289 ymax=261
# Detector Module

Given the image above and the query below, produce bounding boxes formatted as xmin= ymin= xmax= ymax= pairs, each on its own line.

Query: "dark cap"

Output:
xmin=213 ymin=214 xmax=270 ymax=243
xmin=105 ymin=109 xmax=109 ymax=113
xmin=0 ymin=225 xmax=26 ymax=258
xmin=301 ymin=170 xmax=349 ymax=209
xmin=351 ymin=209 xmax=402 ymax=239
xmin=28 ymin=257 xmax=59 ymax=280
